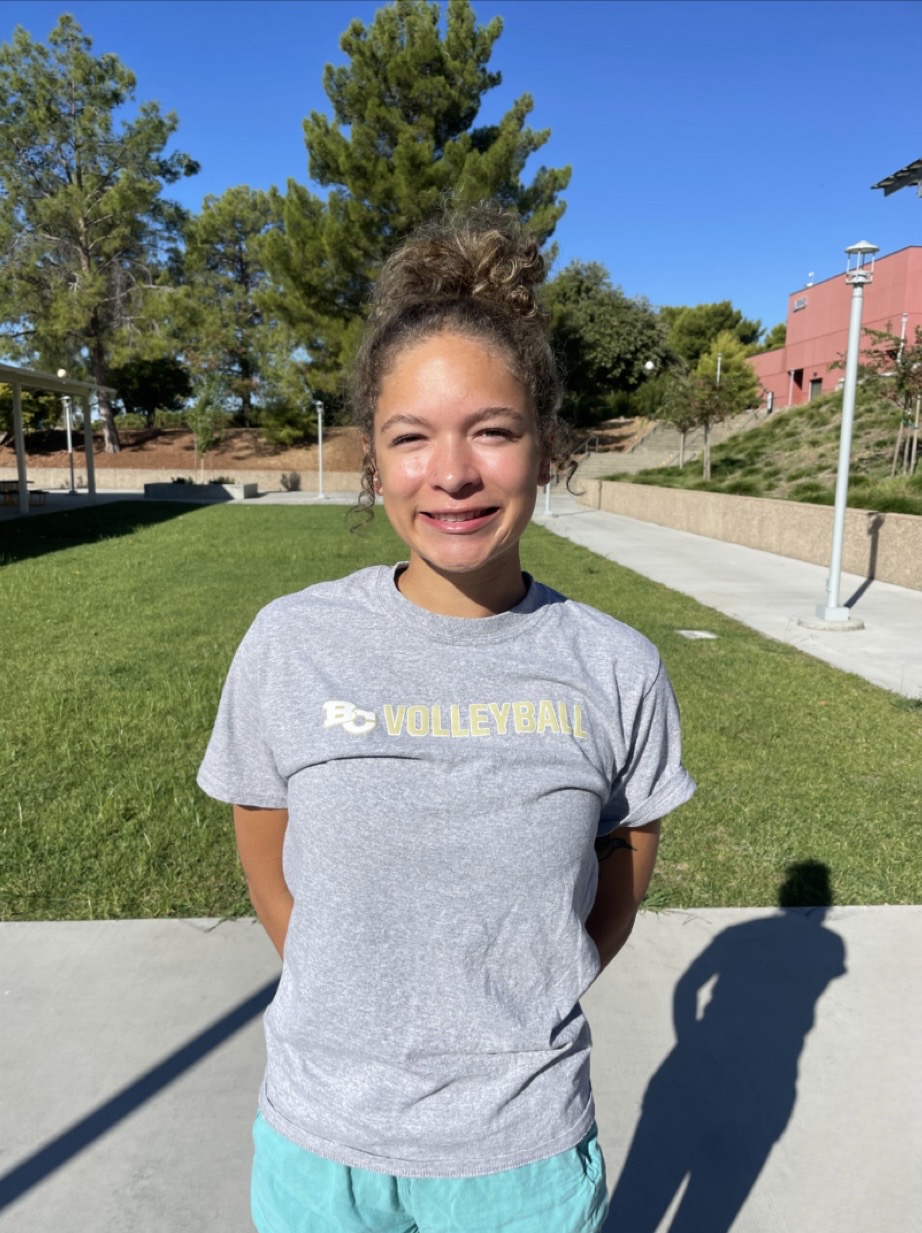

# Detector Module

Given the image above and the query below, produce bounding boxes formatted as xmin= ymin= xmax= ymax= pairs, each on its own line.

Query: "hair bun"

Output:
xmin=370 ymin=200 xmax=548 ymax=328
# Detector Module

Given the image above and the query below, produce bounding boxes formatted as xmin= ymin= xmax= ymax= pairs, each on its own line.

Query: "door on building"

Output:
xmin=809 ymin=378 xmax=823 ymax=402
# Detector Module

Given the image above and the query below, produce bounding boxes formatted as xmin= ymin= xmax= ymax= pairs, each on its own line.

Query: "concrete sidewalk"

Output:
xmin=1 ymin=910 xmax=918 ymax=1233
xmin=537 ymin=492 xmax=922 ymax=699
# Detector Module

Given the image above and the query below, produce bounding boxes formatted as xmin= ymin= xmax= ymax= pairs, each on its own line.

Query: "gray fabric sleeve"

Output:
xmin=598 ymin=659 xmax=696 ymax=834
xmin=196 ymin=615 xmax=288 ymax=809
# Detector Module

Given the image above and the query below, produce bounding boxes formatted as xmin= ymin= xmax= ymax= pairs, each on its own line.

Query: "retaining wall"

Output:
xmin=0 ymin=467 xmax=363 ymax=494
xmin=577 ymin=479 xmax=922 ymax=591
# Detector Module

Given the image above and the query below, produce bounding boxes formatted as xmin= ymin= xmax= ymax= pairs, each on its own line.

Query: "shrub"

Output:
xmin=281 ymin=471 xmax=302 ymax=492
xmin=259 ymin=401 xmax=316 ymax=448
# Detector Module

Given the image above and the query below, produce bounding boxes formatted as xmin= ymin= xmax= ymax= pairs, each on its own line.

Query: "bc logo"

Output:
xmin=322 ymin=700 xmax=377 ymax=735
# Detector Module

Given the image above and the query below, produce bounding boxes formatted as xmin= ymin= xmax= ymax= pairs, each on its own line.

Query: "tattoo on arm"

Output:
xmin=594 ymin=833 xmax=636 ymax=861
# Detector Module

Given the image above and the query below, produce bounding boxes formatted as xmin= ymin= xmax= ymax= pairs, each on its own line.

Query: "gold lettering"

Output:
xmin=488 ymin=702 xmax=511 ymax=735
xmin=536 ymin=699 xmax=560 ymax=735
xmin=406 ymin=705 xmax=429 ymax=737
xmin=513 ymin=701 xmax=536 ymax=734
xmin=449 ymin=704 xmax=470 ymax=737
xmin=431 ymin=705 xmax=450 ymax=737
xmin=573 ymin=704 xmax=588 ymax=739
xmin=383 ymin=705 xmax=406 ymax=736
xmin=469 ymin=703 xmax=490 ymax=737
xmin=557 ymin=702 xmax=572 ymax=735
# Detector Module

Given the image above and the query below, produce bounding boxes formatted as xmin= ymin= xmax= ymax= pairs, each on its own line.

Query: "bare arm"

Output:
xmin=585 ymin=819 xmax=661 ymax=974
xmin=233 ymin=805 xmax=292 ymax=959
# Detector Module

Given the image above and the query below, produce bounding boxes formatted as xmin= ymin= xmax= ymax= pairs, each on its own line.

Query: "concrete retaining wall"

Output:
xmin=0 ymin=467 xmax=363 ymax=494
xmin=577 ymin=479 xmax=922 ymax=591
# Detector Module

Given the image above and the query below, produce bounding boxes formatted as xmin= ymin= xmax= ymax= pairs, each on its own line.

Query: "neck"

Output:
xmin=397 ymin=555 xmax=528 ymax=618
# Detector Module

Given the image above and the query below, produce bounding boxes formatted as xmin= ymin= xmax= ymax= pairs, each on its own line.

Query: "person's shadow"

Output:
xmin=603 ymin=862 xmax=846 ymax=1233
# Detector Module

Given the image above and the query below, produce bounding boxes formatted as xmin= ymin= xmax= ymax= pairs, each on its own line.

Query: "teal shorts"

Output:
xmin=252 ymin=1111 xmax=609 ymax=1233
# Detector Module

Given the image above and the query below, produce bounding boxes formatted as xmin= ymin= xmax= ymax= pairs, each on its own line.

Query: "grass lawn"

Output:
xmin=2 ymin=501 xmax=919 ymax=919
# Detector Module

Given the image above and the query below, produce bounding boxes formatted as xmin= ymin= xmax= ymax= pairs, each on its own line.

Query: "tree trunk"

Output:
xmin=910 ymin=395 xmax=921 ymax=476
xmin=891 ymin=421 xmax=904 ymax=478
xmin=703 ymin=422 xmax=711 ymax=481
xmin=679 ymin=431 xmax=686 ymax=468
xmin=90 ymin=328 xmax=121 ymax=453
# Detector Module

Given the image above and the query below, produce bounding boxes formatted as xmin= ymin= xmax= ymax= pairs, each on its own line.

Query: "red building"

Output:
xmin=749 ymin=245 xmax=922 ymax=408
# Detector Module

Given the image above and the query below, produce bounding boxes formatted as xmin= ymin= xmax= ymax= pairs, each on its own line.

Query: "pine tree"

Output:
xmin=262 ymin=0 xmax=570 ymax=400
xmin=182 ymin=186 xmax=283 ymax=425
xmin=0 ymin=16 xmax=197 ymax=450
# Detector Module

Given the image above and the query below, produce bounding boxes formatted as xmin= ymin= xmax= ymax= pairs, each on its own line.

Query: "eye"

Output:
xmin=478 ymin=426 xmax=516 ymax=440
xmin=390 ymin=432 xmax=425 ymax=446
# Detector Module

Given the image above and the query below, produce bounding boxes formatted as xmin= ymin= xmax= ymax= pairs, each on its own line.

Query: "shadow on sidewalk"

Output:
xmin=602 ymin=862 xmax=846 ymax=1233
xmin=0 ymin=978 xmax=277 ymax=1211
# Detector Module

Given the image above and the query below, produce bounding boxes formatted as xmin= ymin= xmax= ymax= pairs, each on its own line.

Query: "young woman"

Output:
xmin=197 ymin=203 xmax=696 ymax=1233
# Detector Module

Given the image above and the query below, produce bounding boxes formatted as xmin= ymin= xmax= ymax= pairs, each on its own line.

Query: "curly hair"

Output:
xmin=347 ymin=200 xmax=572 ymax=518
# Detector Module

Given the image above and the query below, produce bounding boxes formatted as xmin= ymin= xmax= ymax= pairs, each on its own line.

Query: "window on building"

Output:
xmin=809 ymin=378 xmax=823 ymax=401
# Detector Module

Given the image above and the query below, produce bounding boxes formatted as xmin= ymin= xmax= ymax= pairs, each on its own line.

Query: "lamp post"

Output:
xmin=313 ymin=398 xmax=327 ymax=500
xmin=815 ymin=240 xmax=878 ymax=625
xmin=56 ymin=369 xmax=76 ymax=493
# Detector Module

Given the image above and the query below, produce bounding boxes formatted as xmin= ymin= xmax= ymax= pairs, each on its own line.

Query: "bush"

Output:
xmin=155 ymin=410 xmax=188 ymax=430
xmin=260 ymin=401 xmax=316 ymax=448
xmin=281 ymin=471 xmax=302 ymax=492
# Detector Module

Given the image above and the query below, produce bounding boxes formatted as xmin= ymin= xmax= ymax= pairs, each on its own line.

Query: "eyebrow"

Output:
xmin=377 ymin=407 xmax=528 ymax=434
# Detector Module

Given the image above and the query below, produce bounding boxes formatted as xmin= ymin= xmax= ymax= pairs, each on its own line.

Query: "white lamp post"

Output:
xmin=56 ymin=368 xmax=76 ymax=493
xmin=815 ymin=240 xmax=878 ymax=625
xmin=313 ymin=398 xmax=327 ymax=500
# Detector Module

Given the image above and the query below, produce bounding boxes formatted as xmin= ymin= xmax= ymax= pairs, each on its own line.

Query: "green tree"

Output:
xmin=0 ymin=15 xmax=197 ymax=451
xmin=850 ymin=323 xmax=922 ymax=475
xmin=660 ymin=300 xmax=762 ymax=367
xmin=547 ymin=262 xmax=668 ymax=426
xmin=694 ymin=330 xmax=761 ymax=479
xmin=186 ymin=372 xmax=227 ymax=483
xmin=110 ymin=355 xmax=191 ymax=427
xmin=0 ymin=385 xmax=61 ymax=440
xmin=262 ymin=0 xmax=570 ymax=399
xmin=631 ymin=368 xmax=699 ymax=466
xmin=751 ymin=321 xmax=786 ymax=354
xmin=182 ymin=186 xmax=283 ymax=425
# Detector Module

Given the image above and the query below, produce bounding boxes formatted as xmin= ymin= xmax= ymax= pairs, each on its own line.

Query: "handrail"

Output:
xmin=574 ymin=435 xmax=600 ymax=461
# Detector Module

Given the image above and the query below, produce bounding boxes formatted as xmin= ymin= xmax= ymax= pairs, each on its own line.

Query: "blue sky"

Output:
xmin=5 ymin=0 xmax=922 ymax=334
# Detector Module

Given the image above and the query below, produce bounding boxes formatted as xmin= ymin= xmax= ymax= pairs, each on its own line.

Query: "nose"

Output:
xmin=429 ymin=435 xmax=481 ymax=494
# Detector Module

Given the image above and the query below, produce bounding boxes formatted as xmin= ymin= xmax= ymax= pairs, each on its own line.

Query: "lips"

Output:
xmin=420 ymin=507 xmax=500 ymax=532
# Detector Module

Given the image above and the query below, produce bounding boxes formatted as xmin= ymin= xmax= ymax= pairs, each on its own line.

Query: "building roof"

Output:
xmin=871 ymin=157 xmax=922 ymax=196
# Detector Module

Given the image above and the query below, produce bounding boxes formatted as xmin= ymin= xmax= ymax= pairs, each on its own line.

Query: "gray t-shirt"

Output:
xmin=197 ymin=564 xmax=695 ymax=1178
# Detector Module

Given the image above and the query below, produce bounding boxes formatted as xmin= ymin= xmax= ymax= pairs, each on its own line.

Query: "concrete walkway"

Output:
xmin=537 ymin=492 xmax=922 ymax=699
xmin=1 ymin=910 xmax=918 ymax=1233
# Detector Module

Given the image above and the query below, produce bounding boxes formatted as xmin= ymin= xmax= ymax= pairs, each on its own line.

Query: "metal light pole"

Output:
xmin=313 ymin=398 xmax=327 ymax=500
xmin=57 ymin=369 xmax=76 ymax=493
xmin=816 ymin=240 xmax=878 ymax=624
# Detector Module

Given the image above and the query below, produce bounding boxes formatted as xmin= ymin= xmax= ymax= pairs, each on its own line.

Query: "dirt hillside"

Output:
xmin=0 ymin=426 xmax=366 ymax=472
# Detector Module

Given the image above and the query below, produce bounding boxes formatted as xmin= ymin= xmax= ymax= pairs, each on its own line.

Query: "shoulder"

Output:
xmin=532 ymin=579 xmax=665 ymax=690
xmin=247 ymin=565 xmax=391 ymax=640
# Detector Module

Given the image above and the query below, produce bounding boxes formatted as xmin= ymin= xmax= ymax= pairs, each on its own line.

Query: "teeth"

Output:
xmin=432 ymin=511 xmax=484 ymax=522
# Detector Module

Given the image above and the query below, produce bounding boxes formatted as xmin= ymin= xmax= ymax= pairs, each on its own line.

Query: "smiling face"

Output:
xmin=370 ymin=331 xmax=550 ymax=615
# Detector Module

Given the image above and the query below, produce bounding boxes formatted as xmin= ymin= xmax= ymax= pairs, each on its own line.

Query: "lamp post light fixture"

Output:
xmin=814 ymin=240 xmax=879 ymax=627
xmin=313 ymin=398 xmax=327 ymax=500
xmin=56 ymin=368 xmax=76 ymax=493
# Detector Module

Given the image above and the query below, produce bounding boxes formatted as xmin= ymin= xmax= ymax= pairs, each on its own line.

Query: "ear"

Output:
xmin=537 ymin=452 xmax=552 ymax=487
